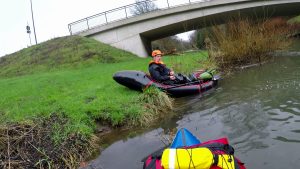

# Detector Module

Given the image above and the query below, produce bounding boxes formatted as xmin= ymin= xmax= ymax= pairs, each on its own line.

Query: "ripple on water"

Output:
xmin=279 ymin=104 xmax=287 ymax=108
xmin=273 ymin=136 xmax=300 ymax=143
xmin=290 ymin=130 xmax=300 ymax=133
xmin=269 ymin=115 xmax=294 ymax=122
xmin=266 ymin=104 xmax=300 ymax=144
xmin=287 ymin=107 xmax=300 ymax=115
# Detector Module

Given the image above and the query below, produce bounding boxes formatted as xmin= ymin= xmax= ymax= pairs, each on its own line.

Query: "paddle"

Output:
xmin=162 ymin=80 xmax=201 ymax=90
xmin=162 ymin=74 xmax=220 ymax=90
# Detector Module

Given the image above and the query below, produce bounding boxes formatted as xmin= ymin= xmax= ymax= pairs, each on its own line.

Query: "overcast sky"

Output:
xmin=0 ymin=0 xmax=138 ymax=57
xmin=0 ymin=0 xmax=192 ymax=57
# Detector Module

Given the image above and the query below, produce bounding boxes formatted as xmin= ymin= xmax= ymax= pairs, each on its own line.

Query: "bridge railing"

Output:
xmin=68 ymin=0 xmax=209 ymax=35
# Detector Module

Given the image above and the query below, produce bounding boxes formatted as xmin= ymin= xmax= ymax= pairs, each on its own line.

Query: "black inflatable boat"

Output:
xmin=113 ymin=70 xmax=219 ymax=97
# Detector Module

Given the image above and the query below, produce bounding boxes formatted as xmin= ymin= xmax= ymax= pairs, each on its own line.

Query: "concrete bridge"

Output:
xmin=69 ymin=0 xmax=300 ymax=57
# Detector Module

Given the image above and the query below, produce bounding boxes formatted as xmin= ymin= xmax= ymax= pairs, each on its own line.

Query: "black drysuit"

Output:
xmin=148 ymin=62 xmax=174 ymax=84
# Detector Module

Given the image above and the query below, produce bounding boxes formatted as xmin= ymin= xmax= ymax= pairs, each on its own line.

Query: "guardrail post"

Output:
xmin=86 ymin=18 xmax=90 ymax=30
xmin=189 ymin=0 xmax=191 ymax=4
xmin=104 ymin=12 xmax=108 ymax=24
xmin=125 ymin=6 xmax=128 ymax=18
xmin=167 ymin=0 xmax=170 ymax=8
xmin=68 ymin=25 xmax=72 ymax=35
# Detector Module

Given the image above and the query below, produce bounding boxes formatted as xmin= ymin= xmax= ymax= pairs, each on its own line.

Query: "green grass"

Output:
xmin=165 ymin=51 xmax=209 ymax=74
xmin=0 ymin=36 xmax=138 ymax=77
xmin=288 ymin=15 xmax=300 ymax=24
xmin=0 ymin=61 xmax=145 ymax=134
xmin=0 ymin=36 xmax=208 ymax=137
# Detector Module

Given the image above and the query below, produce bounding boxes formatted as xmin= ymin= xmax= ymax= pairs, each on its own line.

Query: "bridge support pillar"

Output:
xmin=110 ymin=34 xmax=151 ymax=58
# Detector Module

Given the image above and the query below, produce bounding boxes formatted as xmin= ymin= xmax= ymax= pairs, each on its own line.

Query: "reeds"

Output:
xmin=208 ymin=17 xmax=293 ymax=70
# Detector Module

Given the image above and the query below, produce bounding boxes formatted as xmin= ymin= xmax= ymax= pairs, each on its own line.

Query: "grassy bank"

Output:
xmin=0 ymin=36 xmax=208 ymax=168
xmin=0 ymin=36 xmax=137 ymax=78
xmin=0 ymin=50 xmax=207 ymax=130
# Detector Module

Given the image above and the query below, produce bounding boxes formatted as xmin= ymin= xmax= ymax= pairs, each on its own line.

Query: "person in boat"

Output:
xmin=148 ymin=49 xmax=189 ymax=85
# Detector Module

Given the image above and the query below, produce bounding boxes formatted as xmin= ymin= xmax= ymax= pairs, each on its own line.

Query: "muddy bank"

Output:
xmin=0 ymin=114 xmax=98 ymax=169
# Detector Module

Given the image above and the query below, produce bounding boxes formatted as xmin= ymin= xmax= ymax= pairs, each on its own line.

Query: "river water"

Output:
xmin=85 ymin=45 xmax=300 ymax=169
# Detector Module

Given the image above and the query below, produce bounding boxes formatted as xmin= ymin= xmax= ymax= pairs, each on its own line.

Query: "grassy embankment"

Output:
xmin=0 ymin=36 xmax=208 ymax=168
xmin=0 ymin=36 xmax=207 ymax=128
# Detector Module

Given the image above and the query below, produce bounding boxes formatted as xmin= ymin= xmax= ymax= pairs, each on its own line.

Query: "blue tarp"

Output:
xmin=170 ymin=128 xmax=201 ymax=148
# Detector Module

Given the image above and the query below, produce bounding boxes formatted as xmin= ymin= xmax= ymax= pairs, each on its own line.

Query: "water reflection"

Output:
xmin=85 ymin=129 xmax=167 ymax=169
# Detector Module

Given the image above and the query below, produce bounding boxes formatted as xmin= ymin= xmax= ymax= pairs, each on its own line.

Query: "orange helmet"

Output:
xmin=151 ymin=50 xmax=162 ymax=57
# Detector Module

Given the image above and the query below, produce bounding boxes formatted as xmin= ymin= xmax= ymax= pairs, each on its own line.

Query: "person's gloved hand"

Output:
xmin=169 ymin=75 xmax=176 ymax=80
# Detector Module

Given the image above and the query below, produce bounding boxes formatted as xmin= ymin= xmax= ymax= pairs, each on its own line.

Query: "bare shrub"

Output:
xmin=152 ymin=36 xmax=192 ymax=54
xmin=208 ymin=17 xmax=293 ymax=70
xmin=0 ymin=114 xmax=98 ymax=169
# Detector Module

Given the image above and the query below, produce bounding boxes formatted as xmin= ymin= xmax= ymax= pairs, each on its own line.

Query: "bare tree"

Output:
xmin=152 ymin=36 xmax=192 ymax=54
xmin=130 ymin=0 xmax=158 ymax=15
xmin=189 ymin=29 xmax=206 ymax=49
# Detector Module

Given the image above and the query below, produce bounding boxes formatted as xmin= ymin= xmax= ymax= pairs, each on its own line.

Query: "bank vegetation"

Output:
xmin=206 ymin=17 xmax=298 ymax=71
